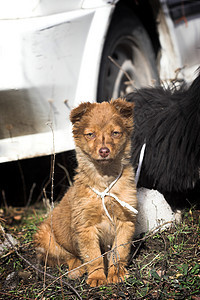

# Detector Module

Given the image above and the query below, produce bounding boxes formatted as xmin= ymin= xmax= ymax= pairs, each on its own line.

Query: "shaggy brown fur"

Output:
xmin=34 ymin=99 xmax=137 ymax=287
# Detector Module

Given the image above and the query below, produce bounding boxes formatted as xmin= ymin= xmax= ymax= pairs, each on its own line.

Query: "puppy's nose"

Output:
xmin=99 ymin=147 xmax=110 ymax=158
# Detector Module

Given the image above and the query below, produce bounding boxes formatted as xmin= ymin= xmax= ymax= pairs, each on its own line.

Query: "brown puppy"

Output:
xmin=34 ymin=99 xmax=137 ymax=287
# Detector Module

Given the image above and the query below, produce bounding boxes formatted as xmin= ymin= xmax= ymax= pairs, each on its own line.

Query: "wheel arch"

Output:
xmin=113 ymin=0 xmax=161 ymax=59
xmin=97 ymin=0 xmax=161 ymax=101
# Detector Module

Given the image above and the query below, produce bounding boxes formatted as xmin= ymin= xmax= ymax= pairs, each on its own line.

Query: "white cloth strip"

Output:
xmin=90 ymin=169 xmax=138 ymax=223
xmin=135 ymin=142 xmax=146 ymax=186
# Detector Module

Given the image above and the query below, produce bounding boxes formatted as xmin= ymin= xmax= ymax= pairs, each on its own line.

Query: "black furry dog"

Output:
xmin=127 ymin=72 xmax=200 ymax=208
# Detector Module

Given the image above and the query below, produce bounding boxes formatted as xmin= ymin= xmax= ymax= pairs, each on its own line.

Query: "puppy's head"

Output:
xmin=70 ymin=99 xmax=134 ymax=163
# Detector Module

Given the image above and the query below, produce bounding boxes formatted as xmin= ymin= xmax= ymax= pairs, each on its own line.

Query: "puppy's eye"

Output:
xmin=85 ymin=132 xmax=96 ymax=139
xmin=112 ymin=131 xmax=122 ymax=138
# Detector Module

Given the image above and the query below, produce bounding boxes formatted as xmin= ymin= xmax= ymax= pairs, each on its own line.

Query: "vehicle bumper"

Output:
xmin=0 ymin=5 xmax=114 ymax=162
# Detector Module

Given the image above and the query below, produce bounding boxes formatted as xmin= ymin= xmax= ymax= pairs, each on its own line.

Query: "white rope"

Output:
xmin=135 ymin=142 xmax=146 ymax=186
xmin=90 ymin=169 xmax=138 ymax=223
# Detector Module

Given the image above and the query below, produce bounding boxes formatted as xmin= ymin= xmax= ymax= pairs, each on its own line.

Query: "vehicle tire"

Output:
xmin=97 ymin=8 xmax=159 ymax=102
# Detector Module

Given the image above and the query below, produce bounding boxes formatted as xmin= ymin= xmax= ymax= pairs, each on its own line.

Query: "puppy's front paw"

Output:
xmin=68 ymin=268 xmax=85 ymax=280
xmin=87 ymin=270 xmax=107 ymax=287
xmin=107 ymin=265 xmax=129 ymax=284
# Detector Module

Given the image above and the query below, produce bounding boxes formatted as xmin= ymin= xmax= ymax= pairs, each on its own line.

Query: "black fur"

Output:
xmin=127 ymin=72 xmax=200 ymax=206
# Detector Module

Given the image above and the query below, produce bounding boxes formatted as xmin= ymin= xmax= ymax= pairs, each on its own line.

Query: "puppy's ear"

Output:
xmin=111 ymin=98 xmax=134 ymax=118
xmin=70 ymin=102 xmax=92 ymax=124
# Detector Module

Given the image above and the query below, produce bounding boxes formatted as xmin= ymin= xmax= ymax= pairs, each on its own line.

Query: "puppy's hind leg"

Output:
xmin=34 ymin=221 xmax=68 ymax=266
xmin=34 ymin=221 xmax=86 ymax=279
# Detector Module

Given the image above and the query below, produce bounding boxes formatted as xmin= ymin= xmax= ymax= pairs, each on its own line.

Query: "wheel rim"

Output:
xmin=104 ymin=36 xmax=154 ymax=99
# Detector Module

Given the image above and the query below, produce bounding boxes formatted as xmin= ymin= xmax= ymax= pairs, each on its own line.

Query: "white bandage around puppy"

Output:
xmin=90 ymin=170 xmax=138 ymax=223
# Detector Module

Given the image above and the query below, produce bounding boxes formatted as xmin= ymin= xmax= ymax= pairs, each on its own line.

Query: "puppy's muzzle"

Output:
xmin=99 ymin=147 xmax=110 ymax=158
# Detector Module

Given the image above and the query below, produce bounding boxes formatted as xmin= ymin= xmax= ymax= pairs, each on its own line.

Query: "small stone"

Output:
xmin=135 ymin=188 xmax=180 ymax=236
xmin=0 ymin=233 xmax=18 ymax=255
xmin=4 ymin=271 xmax=18 ymax=290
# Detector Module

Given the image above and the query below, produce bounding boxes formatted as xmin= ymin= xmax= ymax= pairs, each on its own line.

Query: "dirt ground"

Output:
xmin=0 ymin=204 xmax=199 ymax=300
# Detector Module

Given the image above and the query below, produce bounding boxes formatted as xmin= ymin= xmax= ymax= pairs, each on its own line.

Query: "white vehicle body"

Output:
xmin=0 ymin=0 xmax=200 ymax=163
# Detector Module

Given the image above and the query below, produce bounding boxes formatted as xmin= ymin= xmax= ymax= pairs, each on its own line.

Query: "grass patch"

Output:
xmin=0 ymin=206 xmax=199 ymax=299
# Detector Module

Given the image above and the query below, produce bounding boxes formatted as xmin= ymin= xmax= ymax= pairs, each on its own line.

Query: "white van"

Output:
xmin=0 ymin=0 xmax=200 ymax=163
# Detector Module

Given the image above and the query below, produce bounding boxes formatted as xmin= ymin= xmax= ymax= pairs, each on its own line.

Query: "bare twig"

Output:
xmin=17 ymin=160 xmax=27 ymax=205
xmin=57 ymin=263 xmax=65 ymax=300
xmin=26 ymin=183 xmax=36 ymax=208
xmin=108 ymin=56 xmax=134 ymax=86
xmin=64 ymin=99 xmax=72 ymax=110
xmin=41 ymin=121 xmax=56 ymax=298
xmin=2 ymin=190 xmax=8 ymax=209
xmin=130 ymin=240 xmax=143 ymax=262
xmin=57 ymin=163 xmax=73 ymax=186
xmin=42 ymin=188 xmax=51 ymax=213
xmin=42 ymin=215 xmax=53 ymax=300
xmin=35 ymin=174 xmax=53 ymax=204
xmin=46 ymin=121 xmax=55 ymax=210
xmin=58 ymin=163 xmax=72 ymax=186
